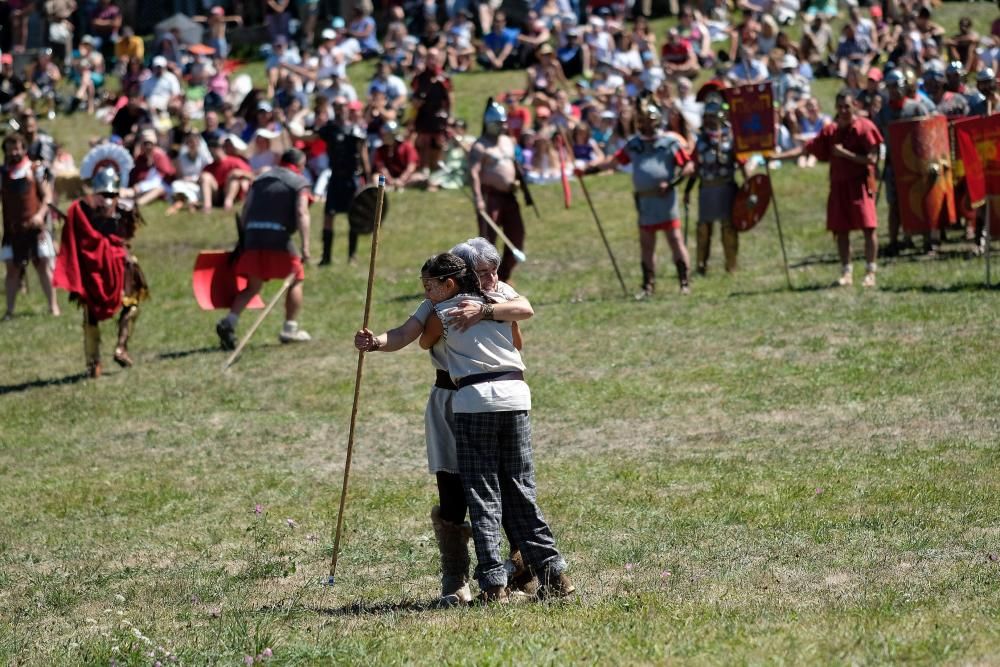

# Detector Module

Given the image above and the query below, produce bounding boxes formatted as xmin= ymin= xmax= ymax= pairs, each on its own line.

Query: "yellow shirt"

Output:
xmin=115 ymin=35 xmax=144 ymax=61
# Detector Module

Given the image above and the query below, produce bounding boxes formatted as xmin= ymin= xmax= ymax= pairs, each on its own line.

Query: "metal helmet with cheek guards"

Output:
xmin=946 ymin=61 xmax=965 ymax=78
xmin=884 ymin=69 xmax=904 ymax=89
xmin=90 ymin=166 xmax=121 ymax=195
xmin=636 ymin=96 xmax=663 ymax=126
xmin=482 ymin=98 xmax=508 ymax=137
xmin=977 ymin=67 xmax=996 ymax=84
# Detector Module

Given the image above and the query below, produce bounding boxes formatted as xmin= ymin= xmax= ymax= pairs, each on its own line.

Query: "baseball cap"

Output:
xmin=321 ymin=28 xmax=337 ymax=40
xmin=867 ymin=67 xmax=883 ymax=82
xmin=139 ymin=128 xmax=158 ymax=144
xmin=152 ymin=55 xmax=168 ymax=68
xmin=781 ymin=54 xmax=798 ymax=70
xmin=254 ymin=128 xmax=280 ymax=140
xmin=331 ymin=16 xmax=346 ymax=29
xmin=225 ymin=133 xmax=248 ymax=152
xmin=256 ymin=101 xmax=273 ymax=113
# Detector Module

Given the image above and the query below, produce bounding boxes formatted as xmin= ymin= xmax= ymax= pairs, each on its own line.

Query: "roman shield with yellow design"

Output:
xmin=888 ymin=116 xmax=956 ymax=234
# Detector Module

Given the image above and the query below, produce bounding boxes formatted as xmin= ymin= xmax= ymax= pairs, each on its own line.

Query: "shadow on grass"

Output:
xmin=790 ymin=247 xmax=977 ymax=269
xmin=0 ymin=372 xmax=89 ymax=395
xmin=877 ymin=282 xmax=999 ymax=293
xmin=727 ymin=282 xmax=835 ymax=297
xmin=390 ymin=292 xmax=425 ymax=303
xmin=156 ymin=346 xmax=220 ymax=360
xmin=263 ymin=598 xmax=437 ymax=617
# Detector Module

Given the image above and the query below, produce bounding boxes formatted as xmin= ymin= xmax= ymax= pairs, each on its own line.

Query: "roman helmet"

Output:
xmin=90 ymin=166 xmax=121 ymax=195
xmin=635 ymin=95 xmax=662 ymax=134
xmin=483 ymin=98 xmax=507 ymax=137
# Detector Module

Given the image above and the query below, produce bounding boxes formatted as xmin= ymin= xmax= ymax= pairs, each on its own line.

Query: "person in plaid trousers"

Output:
xmin=419 ymin=252 xmax=575 ymax=603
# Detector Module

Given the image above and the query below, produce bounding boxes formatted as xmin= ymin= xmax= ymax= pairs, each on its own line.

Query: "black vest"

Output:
xmin=243 ymin=168 xmax=309 ymax=253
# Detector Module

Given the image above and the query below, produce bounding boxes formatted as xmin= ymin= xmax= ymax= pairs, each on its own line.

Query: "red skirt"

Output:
xmin=235 ymin=250 xmax=305 ymax=281
xmin=827 ymin=179 xmax=877 ymax=233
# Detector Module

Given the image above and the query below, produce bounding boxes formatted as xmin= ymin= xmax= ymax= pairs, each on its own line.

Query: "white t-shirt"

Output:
xmin=435 ymin=288 xmax=530 ymax=413
xmin=140 ymin=72 xmax=181 ymax=111
xmin=412 ymin=298 xmax=448 ymax=371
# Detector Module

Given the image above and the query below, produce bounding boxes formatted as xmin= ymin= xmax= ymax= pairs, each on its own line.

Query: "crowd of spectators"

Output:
xmin=1 ymin=0 xmax=998 ymax=211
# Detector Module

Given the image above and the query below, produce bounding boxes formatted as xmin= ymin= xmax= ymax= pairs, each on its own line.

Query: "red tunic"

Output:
xmin=806 ymin=117 xmax=883 ymax=233
xmin=53 ymin=200 xmax=128 ymax=321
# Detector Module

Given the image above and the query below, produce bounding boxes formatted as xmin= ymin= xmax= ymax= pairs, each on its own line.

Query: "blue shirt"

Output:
xmin=483 ymin=27 xmax=520 ymax=55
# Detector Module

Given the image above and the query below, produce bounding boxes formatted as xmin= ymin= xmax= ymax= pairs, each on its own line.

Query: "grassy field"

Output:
xmin=3 ymin=4 xmax=1000 ymax=665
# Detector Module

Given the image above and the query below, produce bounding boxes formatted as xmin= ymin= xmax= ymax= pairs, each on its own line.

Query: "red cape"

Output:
xmin=53 ymin=200 xmax=127 ymax=321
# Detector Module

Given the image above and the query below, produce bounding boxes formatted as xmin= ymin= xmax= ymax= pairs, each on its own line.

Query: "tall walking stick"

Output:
xmin=325 ymin=174 xmax=387 ymax=586
xmin=556 ymin=127 xmax=628 ymax=297
xmin=222 ymin=272 xmax=297 ymax=371
xmin=764 ymin=161 xmax=793 ymax=290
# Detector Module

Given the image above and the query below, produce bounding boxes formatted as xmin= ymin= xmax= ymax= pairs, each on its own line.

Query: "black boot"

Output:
xmin=676 ymin=259 xmax=690 ymax=294
xmin=319 ymin=229 xmax=333 ymax=266
xmin=637 ymin=262 xmax=655 ymax=299
xmin=348 ymin=230 xmax=359 ymax=263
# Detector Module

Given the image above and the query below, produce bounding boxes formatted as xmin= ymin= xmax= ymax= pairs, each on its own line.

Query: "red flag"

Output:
xmin=556 ymin=133 xmax=572 ymax=209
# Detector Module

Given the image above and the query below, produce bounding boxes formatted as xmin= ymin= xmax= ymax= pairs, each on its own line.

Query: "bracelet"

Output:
xmin=481 ymin=303 xmax=495 ymax=321
xmin=370 ymin=337 xmax=383 ymax=351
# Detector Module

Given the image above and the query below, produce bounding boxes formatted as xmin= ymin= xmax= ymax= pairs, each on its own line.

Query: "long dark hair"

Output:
xmin=421 ymin=252 xmax=486 ymax=300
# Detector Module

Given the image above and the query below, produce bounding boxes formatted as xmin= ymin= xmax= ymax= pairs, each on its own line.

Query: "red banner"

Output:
xmin=726 ymin=84 xmax=776 ymax=154
xmin=888 ymin=115 xmax=956 ymax=234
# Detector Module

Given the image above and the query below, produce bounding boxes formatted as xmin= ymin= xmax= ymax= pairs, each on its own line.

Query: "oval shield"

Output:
xmin=731 ymin=173 xmax=772 ymax=232
xmin=348 ymin=185 xmax=389 ymax=235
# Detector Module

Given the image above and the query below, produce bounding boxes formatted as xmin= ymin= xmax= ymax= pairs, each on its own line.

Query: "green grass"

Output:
xmin=3 ymin=4 xmax=1000 ymax=664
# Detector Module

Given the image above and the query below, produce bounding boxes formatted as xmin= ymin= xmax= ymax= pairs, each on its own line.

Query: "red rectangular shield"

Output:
xmin=726 ymin=84 xmax=776 ymax=154
xmin=888 ymin=115 xmax=956 ymax=234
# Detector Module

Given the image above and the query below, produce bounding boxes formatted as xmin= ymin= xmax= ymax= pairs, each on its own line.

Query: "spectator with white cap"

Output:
xmin=249 ymin=128 xmax=281 ymax=174
xmin=141 ymin=56 xmax=182 ymax=114
xmin=129 ymin=128 xmax=176 ymax=207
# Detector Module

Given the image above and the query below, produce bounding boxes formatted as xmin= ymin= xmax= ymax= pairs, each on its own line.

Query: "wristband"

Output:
xmin=482 ymin=303 xmax=495 ymax=321
xmin=371 ymin=336 xmax=383 ymax=351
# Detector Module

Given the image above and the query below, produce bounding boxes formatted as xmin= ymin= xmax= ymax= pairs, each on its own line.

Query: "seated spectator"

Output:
xmin=167 ymin=108 xmax=197 ymax=158
xmin=28 ymin=49 xmax=62 ymax=120
xmin=773 ymin=54 xmax=811 ymax=109
xmin=526 ymin=131 xmax=562 ymax=184
xmin=367 ymin=59 xmax=408 ymax=111
xmin=167 ymin=132 xmax=213 ymax=215
xmin=794 ymin=96 xmax=829 ymax=167
xmin=726 ymin=46 xmax=769 ymax=85
xmin=526 ymin=44 xmax=569 ymax=102
xmin=585 ymin=16 xmax=614 ymax=68
xmin=757 ymin=15 xmax=780 ymax=56
xmin=91 ymin=0 xmax=122 ymax=64
xmin=373 ymin=121 xmax=421 ymax=189
xmin=248 ymin=129 xmax=280 ymax=174
xmin=535 ymin=0 xmax=574 ymax=29
xmin=266 ymin=36 xmax=302 ymax=98
xmin=945 ymin=16 xmax=980 ymax=74
xmin=504 ymin=93 xmax=533 ymax=141
xmin=631 ymin=15 xmax=658 ymax=59
xmin=835 ymin=23 xmax=875 ymax=79
xmin=677 ymin=8 xmax=712 ymax=67
xmin=557 ymin=27 xmax=589 ymax=79
xmin=318 ymin=76 xmax=359 ymax=104
xmin=661 ymin=29 xmax=699 ymax=80
xmin=478 ymin=11 xmax=521 ymax=71
xmin=518 ymin=18 xmax=552 ymax=67
xmin=141 ymin=56 xmax=182 ymax=115
xmin=329 ymin=17 xmax=362 ymax=67
xmin=0 ymin=54 xmax=27 ymax=114
xmin=349 ymin=2 xmax=382 ymax=59
xmin=199 ymin=135 xmax=252 ymax=212
xmin=856 ymin=67 xmax=884 ymax=116
xmin=111 ymin=86 xmax=151 ymax=144
xmin=444 ymin=10 xmax=475 ymax=73
xmin=114 ymin=26 xmax=145 ymax=71
xmin=570 ymin=122 xmax=604 ymax=171
xmin=800 ymin=14 xmax=834 ymax=78
xmin=68 ymin=36 xmax=105 ymax=115
xmin=130 ymin=128 xmax=176 ymax=207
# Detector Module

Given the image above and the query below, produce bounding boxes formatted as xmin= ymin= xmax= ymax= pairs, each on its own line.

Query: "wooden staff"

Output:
xmin=326 ymin=174 xmax=387 ymax=586
xmin=556 ymin=126 xmax=629 ymax=298
xmin=764 ymin=161 xmax=793 ymax=289
xmin=222 ymin=272 xmax=297 ymax=371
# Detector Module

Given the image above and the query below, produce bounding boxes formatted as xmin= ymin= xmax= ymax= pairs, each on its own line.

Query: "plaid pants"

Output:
xmin=454 ymin=410 xmax=566 ymax=589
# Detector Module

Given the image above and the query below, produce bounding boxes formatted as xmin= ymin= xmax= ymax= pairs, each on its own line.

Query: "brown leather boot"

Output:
xmin=84 ymin=316 xmax=101 ymax=378
xmin=722 ymin=225 xmax=739 ymax=273
xmin=535 ymin=566 xmax=576 ymax=600
xmin=506 ymin=548 xmax=538 ymax=596
xmin=477 ymin=585 xmax=509 ymax=604
xmin=696 ymin=223 xmax=712 ymax=275
xmin=430 ymin=506 xmax=472 ymax=605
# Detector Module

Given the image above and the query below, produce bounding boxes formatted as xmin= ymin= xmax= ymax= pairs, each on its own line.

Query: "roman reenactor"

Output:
xmin=1 ymin=132 xmax=59 ymax=319
xmin=53 ymin=144 xmax=148 ymax=377
xmin=874 ymin=69 xmax=936 ymax=256
xmin=685 ymin=95 xmax=745 ymax=275
xmin=468 ymin=99 xmax=527 ymax=283
xmin=804 ymin=90 xmax=883 ymax=288
xmin=215 ymin=149 xmax=312 ymax=350
xmin=585 ymin=96 xmax=693 ymax=296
